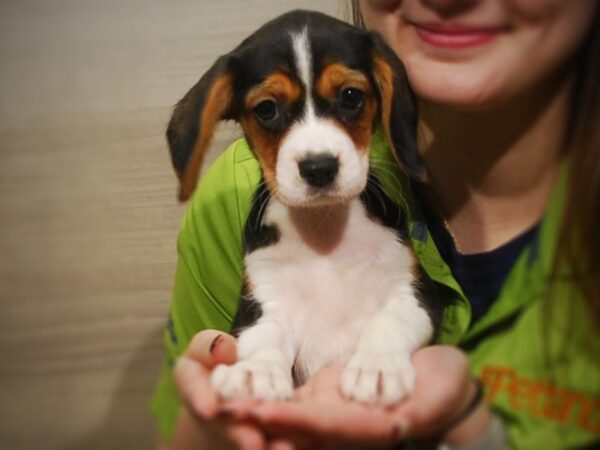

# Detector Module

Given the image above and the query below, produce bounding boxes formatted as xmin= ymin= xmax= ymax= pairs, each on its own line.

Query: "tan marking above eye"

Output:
xmin=315 ymin=64 xmax=378 ymax=153
xmin=316 ymin=63 xmax=371 ymax=100
xmin=245 ymin=72 xmax=302 ymax=110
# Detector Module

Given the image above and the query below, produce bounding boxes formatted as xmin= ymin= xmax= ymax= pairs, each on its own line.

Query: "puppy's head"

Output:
xmin=167 ymin=10 xmax=421 ymax=204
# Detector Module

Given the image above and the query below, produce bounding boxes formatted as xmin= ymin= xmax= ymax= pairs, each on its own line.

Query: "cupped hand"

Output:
xmin=174 ymin=329 xmax=294 ymax=450
xmin=243 ymin=346 xmax=488 ymax=449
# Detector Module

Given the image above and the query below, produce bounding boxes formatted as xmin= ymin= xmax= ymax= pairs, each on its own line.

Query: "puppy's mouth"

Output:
xmin=300 ymin=186 xmax=352 ymax=207
xmin=274 ymin=180 xmax=367 ymax=208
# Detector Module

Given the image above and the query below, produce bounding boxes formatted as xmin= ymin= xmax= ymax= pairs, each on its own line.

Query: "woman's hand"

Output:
xmin=245 ymin=346 xmax=492 ymax=449
xmin=172 ymin=329 xmax=287 ymax=450
xmin=170 ymin=329 xmax=328 ymax=450
xmin=171 ymin=337 xmax=492 ymax=449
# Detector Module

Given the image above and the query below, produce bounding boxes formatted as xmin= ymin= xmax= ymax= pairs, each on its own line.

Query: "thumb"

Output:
xmin=174 ymin=330 xmax=238 ymax=419
xmin=186 ymin=329 xmax=238 ymax=368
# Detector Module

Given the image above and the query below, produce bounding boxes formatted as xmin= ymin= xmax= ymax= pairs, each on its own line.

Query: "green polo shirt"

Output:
xmin=150 ymin=131 xmax=599 ymax=448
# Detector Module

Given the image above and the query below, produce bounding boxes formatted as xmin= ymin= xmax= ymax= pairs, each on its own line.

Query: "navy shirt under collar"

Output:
xmin=415 ymin=184 xmax=541 ymax=323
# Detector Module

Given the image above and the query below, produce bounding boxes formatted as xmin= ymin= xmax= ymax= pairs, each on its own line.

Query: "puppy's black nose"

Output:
xmin=298 ymin=154 xmax=339 ymax=188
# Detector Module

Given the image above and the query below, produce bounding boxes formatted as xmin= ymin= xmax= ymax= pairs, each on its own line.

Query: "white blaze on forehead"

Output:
xmin=290 ymin=27 xmax=314 ymax=117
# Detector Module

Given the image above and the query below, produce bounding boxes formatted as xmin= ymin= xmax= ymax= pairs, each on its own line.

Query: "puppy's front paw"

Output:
xmin=341 ymin=352 xmax=415 ymax=406
xmin=211 ymin=360 xmax=294 ymax=401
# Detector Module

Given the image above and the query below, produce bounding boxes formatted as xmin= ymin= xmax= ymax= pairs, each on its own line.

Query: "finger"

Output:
xmin=293 ymin=365 xmax=344 ymax=401
xmin=254 ymin=402 xmax=401 ymax=446
xmin=174 ymin=355 xmax=220 ymax=418
xmin=226 ymin=422 xmax=267 ymax=450
xmin=268 ymin=439 xmax=296 ymax=450
xmin=293 ymin=383 xmax=314 ymax=401
xmin=218 ymin=397 xmax=263 ymax=420
xmin=263 ymin=424 xmax=322 ymax=450
xmin=176 ymin=330 xmax=237 ymax=419
xmin=185 ymin=329 xmax=238 ymax=368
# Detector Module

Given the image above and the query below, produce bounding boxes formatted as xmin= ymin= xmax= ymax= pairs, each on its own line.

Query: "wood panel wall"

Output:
xmin=0 ymin=1 xmax=339 ymax=448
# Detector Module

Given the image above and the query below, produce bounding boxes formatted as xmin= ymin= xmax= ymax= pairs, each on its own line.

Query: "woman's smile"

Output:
xmin=410 ymin=21 xmax=507 ymax=49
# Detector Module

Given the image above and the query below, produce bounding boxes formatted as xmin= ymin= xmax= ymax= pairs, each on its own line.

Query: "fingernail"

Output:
xmin=392 ymin=419 xmax=411 ymax=441
xmin=210 ymin=334 xmax=223 ymax=355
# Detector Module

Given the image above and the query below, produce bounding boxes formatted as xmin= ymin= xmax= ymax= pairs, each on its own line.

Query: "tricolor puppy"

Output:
xmin=167 ymin=10 xmax=442 ymax=405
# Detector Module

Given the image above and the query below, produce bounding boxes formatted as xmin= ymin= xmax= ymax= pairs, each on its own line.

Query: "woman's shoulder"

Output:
xmin=186 ymin=137 xmax=262 ymax=218
xmin=177 ymin=138 xmax=262 ymax=250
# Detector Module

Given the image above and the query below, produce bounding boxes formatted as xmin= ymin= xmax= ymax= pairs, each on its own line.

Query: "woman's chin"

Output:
xmin=404 ymin=57 xmax=510 ymax=110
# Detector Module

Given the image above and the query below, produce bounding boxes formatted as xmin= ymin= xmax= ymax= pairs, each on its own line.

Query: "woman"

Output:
xmin=152 ymin=0 xmax=600 ymax=448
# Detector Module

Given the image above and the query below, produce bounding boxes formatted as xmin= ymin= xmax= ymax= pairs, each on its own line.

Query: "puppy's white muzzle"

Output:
xmin=275 ymin=118 xmax=369 ymax=207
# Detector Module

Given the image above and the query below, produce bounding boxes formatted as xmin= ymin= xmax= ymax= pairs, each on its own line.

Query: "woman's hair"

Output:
xmin=349 ymin=0 xmax=364 ymax=29
xmin=348 ymin=1 xmax=600 ymax=325
xmin=559 ymin=6 xmax=600 ymax=324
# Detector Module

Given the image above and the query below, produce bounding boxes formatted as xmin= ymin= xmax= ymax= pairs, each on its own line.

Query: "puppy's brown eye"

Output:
xmin=254 ymin=100 xmax=279 ymax=122
xmin=340 ymin=88 xmax=364 ymax=111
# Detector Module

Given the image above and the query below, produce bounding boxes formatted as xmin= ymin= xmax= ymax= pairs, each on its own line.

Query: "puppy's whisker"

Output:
xmin=369 ymin=157 xmax=403 ymax=173
xmin=252 ymin=182 xmax=273 ymax=230
xmin=370 ymin=157 xmax=403 ymax=169
xmin=368 ymin=165 xmax=400 ymax=183
xmin=369 ymin=160 xmax=403 ymax=188
xmin=366 ymin=178 xmax=389 ymax=219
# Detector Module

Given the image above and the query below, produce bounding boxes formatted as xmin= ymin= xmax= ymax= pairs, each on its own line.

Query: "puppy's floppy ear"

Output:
xmin=369 ymin=33 xmax=423 ymax=179
xmin=166 ymin=55 xmax=236 ymax=201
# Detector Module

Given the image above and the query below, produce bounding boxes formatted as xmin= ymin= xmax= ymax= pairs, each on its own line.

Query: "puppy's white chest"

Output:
xmin=244 ymin=198 xmax=414 ymax=379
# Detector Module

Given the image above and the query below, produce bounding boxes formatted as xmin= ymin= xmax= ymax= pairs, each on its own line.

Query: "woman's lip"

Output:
xmin=412 ymin=22 xmax=504 ymax=49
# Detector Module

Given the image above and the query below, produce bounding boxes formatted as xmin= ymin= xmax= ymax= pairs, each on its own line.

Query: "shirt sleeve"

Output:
xmin=149 ymin=138 xmax=261 ymax=441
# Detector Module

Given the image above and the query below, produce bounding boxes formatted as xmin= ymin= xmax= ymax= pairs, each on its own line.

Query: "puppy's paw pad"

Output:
xmin=211 ymin=361 xmax=293 ymax=401
xmin=341 ymin=352 xmax=415 ymax=405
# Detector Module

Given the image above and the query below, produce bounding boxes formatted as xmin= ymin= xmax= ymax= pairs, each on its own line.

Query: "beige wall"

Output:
xmin=0 ymin=1 xmax=340 ymax=448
